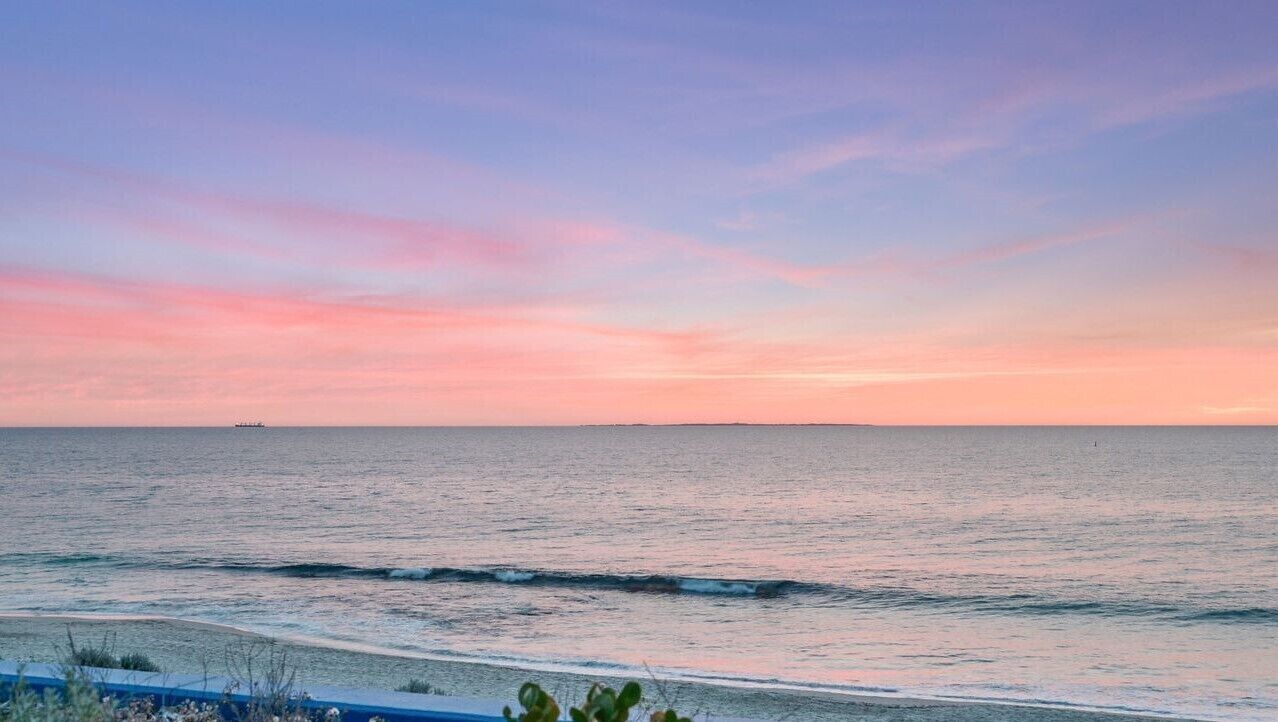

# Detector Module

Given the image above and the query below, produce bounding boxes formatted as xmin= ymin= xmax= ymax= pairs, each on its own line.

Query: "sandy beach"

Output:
xmin=0 ymin=614 xmax=1193 ymax=722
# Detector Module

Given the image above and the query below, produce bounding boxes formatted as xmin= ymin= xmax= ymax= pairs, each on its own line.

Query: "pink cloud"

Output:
xmin=752 ymin=129 xmax=998 ymax=186
xmin=0 ymin=265 xmax=712 ymax=354
xmin=14 ymin=151 xmax=814 ymax=295
xmin=659 ymin=217 xmax=1134 ymax=289
xmin=3 ymin=263 xmax=1275 ymax=425
xmin=932 ymin=219 xmax=1133 ymax=270
xmin=746 ymin=58 xmax=1278 ymax=189
xmin=1094 ymin=66 xmax=1278 ymax=131
xmin=0 ymin=64 xmax=556 ymax=205
xmin=1190 ymin=241 xmax=1278 ymax=271
xmin=6 ymin=150 xmax=584 ymax=275
xmin=3 ymin=150 xmax=1146 ymax=294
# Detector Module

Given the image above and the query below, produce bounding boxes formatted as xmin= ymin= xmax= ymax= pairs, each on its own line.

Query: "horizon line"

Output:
xmin=2 ymin=423 xmax=1275 ymax=429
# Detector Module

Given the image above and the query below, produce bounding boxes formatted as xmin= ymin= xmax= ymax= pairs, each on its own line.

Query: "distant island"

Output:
xmin=583 ymin=423 xmax=874 ymax=427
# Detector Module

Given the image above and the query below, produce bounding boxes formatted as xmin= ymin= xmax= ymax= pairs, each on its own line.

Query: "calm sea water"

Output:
xmin=1 ymin=427 xmax=1275 ymax=720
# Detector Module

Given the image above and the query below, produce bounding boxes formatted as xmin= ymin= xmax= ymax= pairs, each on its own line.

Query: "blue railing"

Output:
xmin=0 ymin=660 xmax=508 ymax=722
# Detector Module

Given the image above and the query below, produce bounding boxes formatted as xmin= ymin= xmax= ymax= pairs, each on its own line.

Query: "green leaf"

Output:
xmin=618 ymin=682 xmax=641 ymax=707
xmin=519 ymin=682 xmax=540 ymax=709
xmin=597 ymin=693 xmax=615 ymax=716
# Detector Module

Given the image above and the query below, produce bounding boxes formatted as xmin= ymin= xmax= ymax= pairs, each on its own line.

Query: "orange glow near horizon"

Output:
xmin=3 ymin=261 xmax=1274 ymax=426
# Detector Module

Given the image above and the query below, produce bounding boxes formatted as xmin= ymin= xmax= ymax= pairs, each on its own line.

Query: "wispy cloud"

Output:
xmin=931 ymin=219 xmax=1133 ymax=270
xmin=753 ymin=130 xmax=997 ymax=186
xmin=1202 ymin=405 xmax=1272 ymax=415
xmin=601 ymin=368 xmax=1079 ymax=385
xmin=1095 ymin=66 xmax=1278 ymax=131
xmin=667 ymin=217 xmax=1133 ymax=288
xmin=11 ymin=151 xmax=536 ymax=271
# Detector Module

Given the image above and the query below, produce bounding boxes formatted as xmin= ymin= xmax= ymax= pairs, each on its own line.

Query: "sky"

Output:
xmin=1 ymin=1 xmax=1276 ymax=426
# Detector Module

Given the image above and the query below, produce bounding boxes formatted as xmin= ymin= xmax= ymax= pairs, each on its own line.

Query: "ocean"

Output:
xmin=1 ymin=427 xmax=1274 ymax=720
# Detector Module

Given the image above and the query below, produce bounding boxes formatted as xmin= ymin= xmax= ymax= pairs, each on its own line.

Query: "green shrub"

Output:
xmin=571 ymin=681 xmax=642 ymax=722
xmin=66 ymin=641 xmax=117 ymax=670
xmin=395 ymin=679 xmax=439 ymax=695
xmin=0 ymin=668 xmax=116 ymax=722
xmin=503 ymin=681 xmax=692 ymax=722
xmin=503 ymin=682 xmax=559 ymax=722
xmin=116 ymin=653 xmax=161 ymax=673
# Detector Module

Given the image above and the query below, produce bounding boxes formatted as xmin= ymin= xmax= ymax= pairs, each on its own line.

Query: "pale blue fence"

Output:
xmin=0 ymin=660 xmax=507 ymax=722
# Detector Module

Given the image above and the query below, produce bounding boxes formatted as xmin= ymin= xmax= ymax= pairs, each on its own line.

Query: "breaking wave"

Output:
xmin=13 ymin=553 xmax=1277 ymax=623
xmin=189 ymin=561 xmax=790 ymax=597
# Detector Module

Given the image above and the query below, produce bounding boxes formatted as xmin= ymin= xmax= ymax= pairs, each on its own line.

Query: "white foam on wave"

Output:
xmin=677 ymin=578 xmax=757 ymax=595
xmin=388 ymin=567 xmax=433 ymax=579
xmin=494 ymin=570 xmax=536 ymax=583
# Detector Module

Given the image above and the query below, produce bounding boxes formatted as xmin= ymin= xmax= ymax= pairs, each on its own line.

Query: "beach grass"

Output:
xmin=396 ymin=678 xmax=442 ymax=695
xmin=65 ymin=632 xmax=160 ymax=674
xmin=115 ymin=654 xmax=161 ymax=674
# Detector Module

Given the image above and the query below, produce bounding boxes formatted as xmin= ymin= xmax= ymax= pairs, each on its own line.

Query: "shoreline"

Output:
xmin=0 ymin=613 xmax=1197 ymax=722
